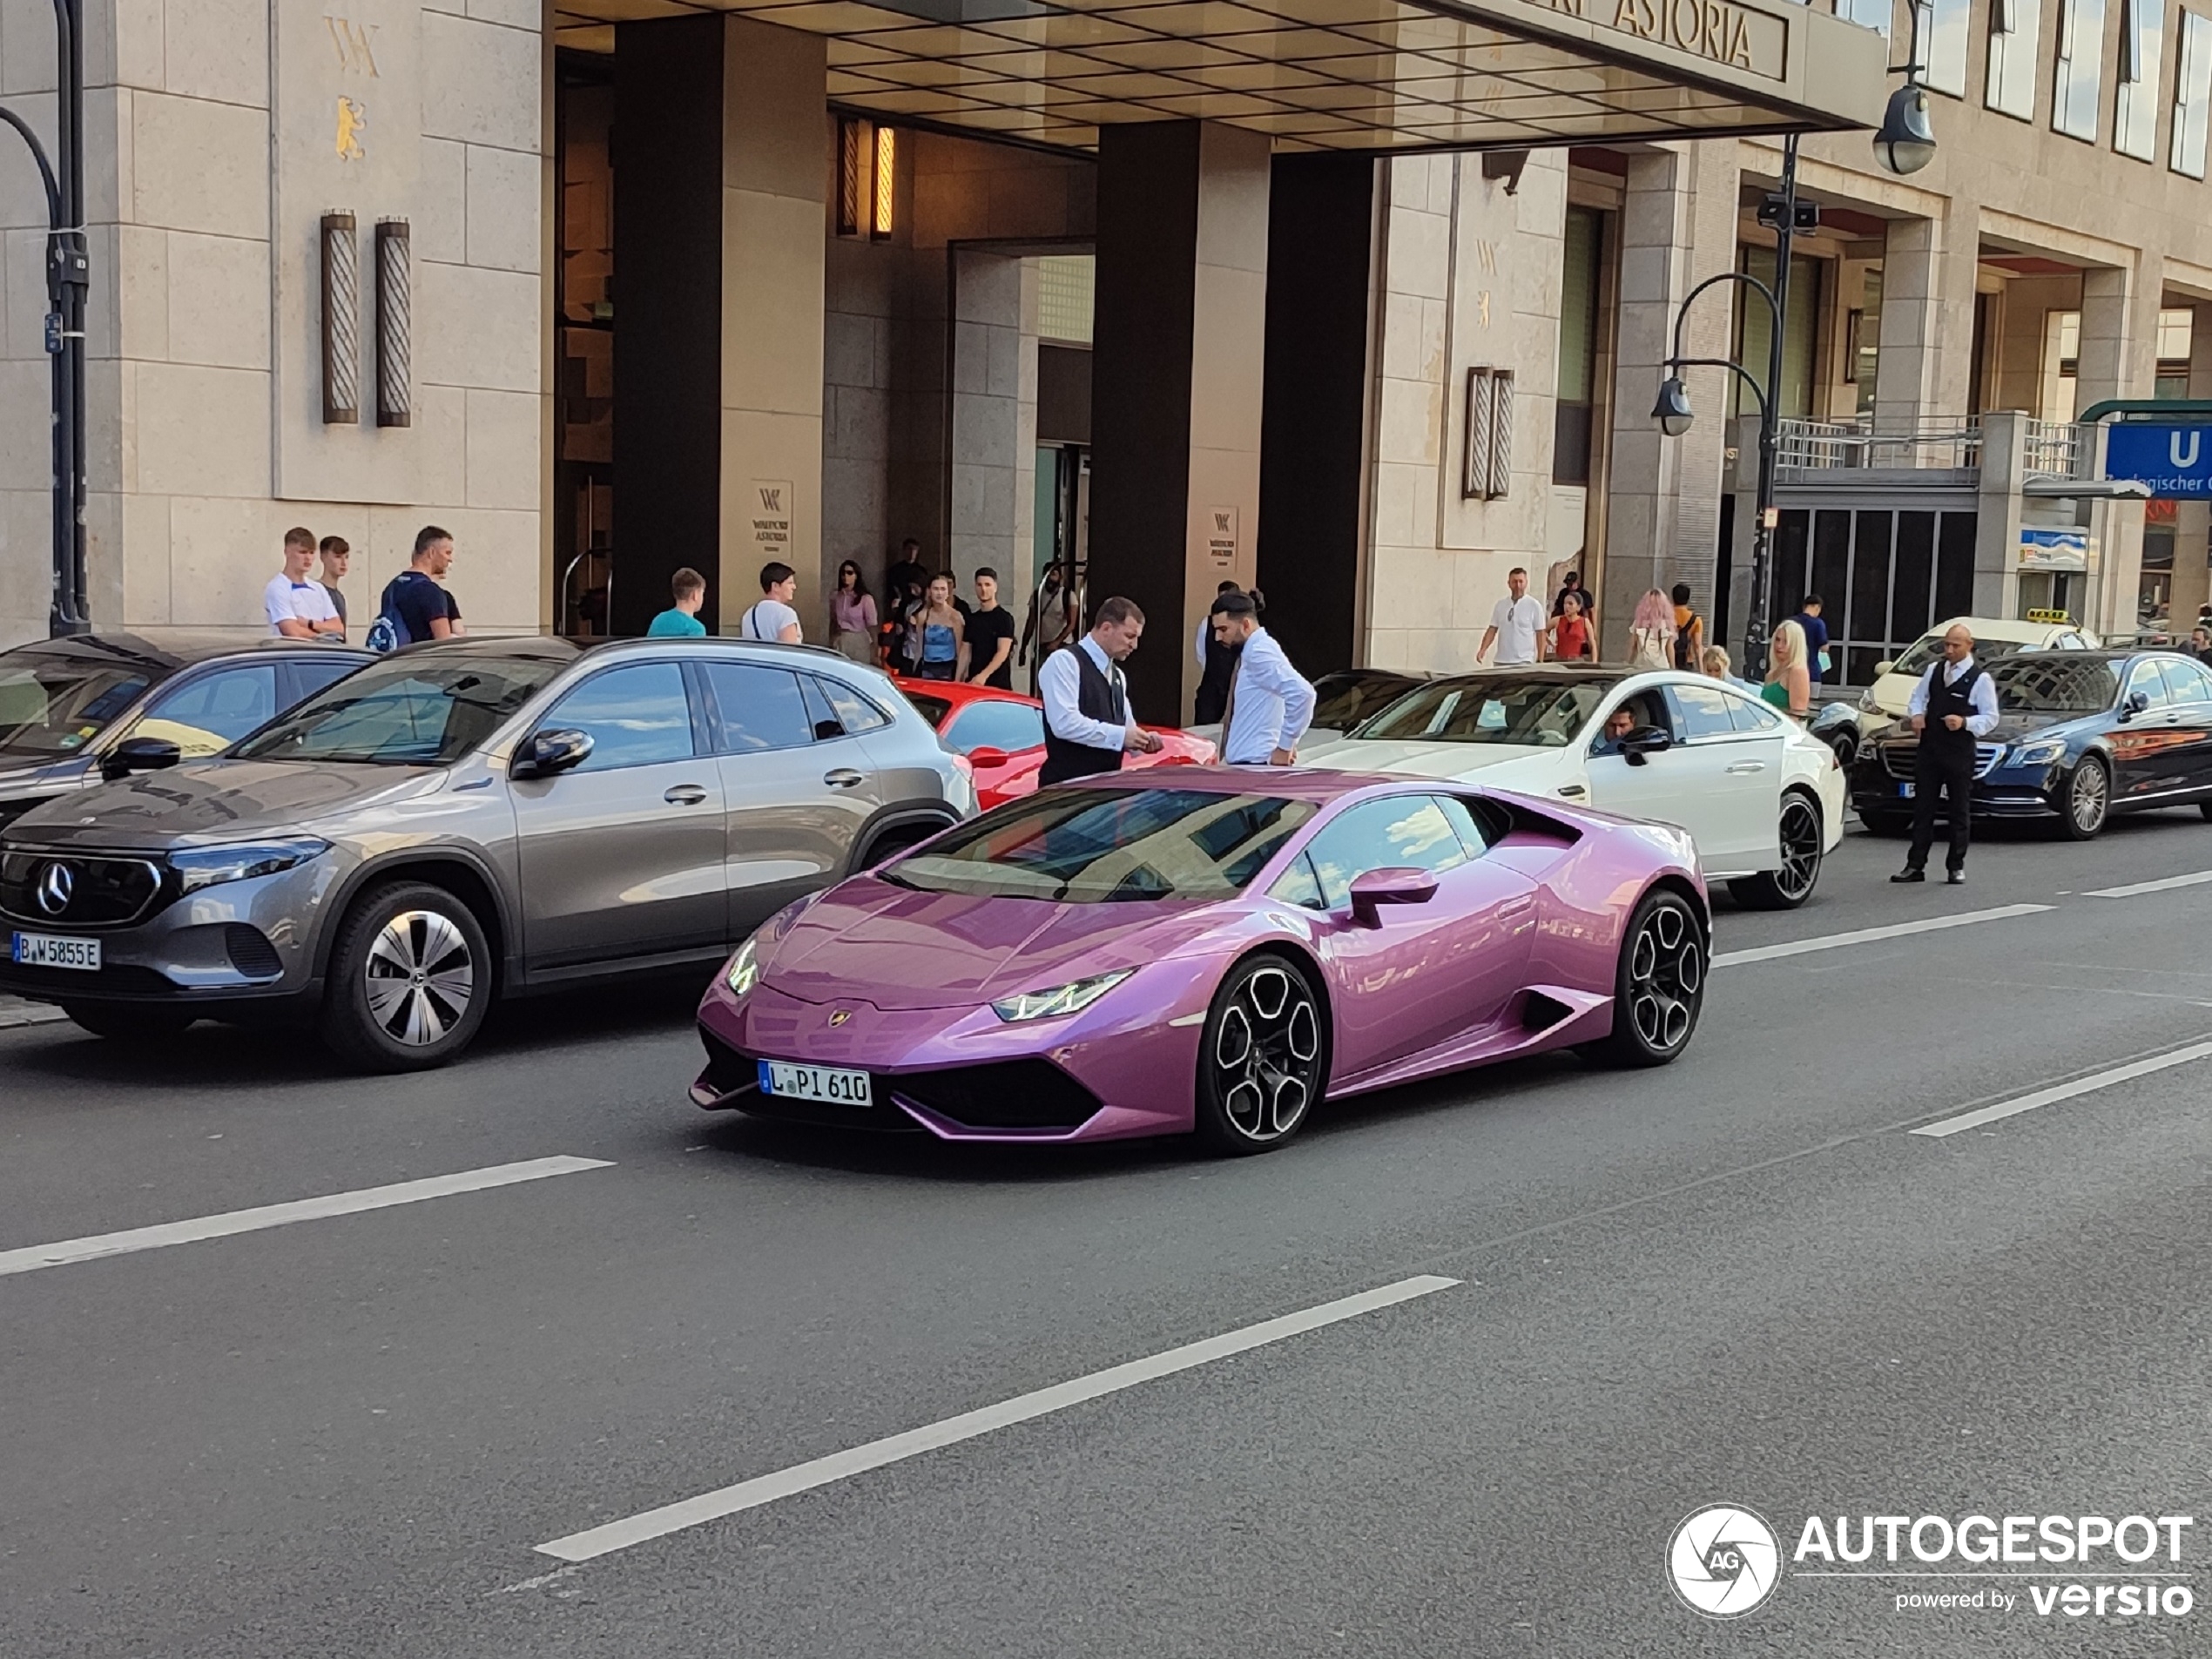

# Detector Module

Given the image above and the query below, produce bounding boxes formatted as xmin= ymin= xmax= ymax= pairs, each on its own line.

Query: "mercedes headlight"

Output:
xmin=1858 ymin=689 xmax=1882 ymax=714
xmin=991 ymin=969 xmax=1131 ymax=1024
xmin=2007 ymin=738 xmax=2066 ymax=769
xmin=168 ymin=837 xmax=329 ymax=894
xmin=725 ymin=935 xmax=760 ymax=996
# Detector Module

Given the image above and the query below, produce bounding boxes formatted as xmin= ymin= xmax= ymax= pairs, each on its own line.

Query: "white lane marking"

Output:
xmin=2085 ymin=869 xmax=2212 ymax=899
xmin=0 ymin=1156 xmax=613 ymax=1278
xmin=1712 ymin=904 xmax=2052 ymax=968
xmin=1911 ymin=1039 xmax=2212 ymax=1138
xmin=535 ymin=1272 xmax=1460 ymax=1563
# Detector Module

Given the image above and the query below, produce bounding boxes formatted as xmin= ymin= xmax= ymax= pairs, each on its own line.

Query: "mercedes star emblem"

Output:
xmin=36 ymin=861 xmax=75 ymax=916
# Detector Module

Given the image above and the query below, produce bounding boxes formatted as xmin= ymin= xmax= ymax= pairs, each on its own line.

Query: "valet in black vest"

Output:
xmin=1039 ymin=637 xmax=1130 ymax=785
xmin=1898 ymin=631 xmax=1994 ymax=884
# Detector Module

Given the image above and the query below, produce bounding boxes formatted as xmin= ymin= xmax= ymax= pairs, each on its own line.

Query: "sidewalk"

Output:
xmin=0 ymin=996 xmax=64 ymax=1028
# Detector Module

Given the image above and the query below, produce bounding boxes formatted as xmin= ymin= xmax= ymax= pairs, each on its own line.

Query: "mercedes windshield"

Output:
xmin=233 ymin=653 xmax=562 ymax=766
xmin=1349 ymin=677 xmax=1608 ymax=747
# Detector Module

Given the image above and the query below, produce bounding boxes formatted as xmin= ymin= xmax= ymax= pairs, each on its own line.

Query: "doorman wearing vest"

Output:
xmin=1895 ymin=623 xmax=2000 ymax=885
xmin=1037 ymin=596 xmax=1163 ymax=786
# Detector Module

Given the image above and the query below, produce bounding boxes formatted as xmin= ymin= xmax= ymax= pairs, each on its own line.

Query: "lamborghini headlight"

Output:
xmin=725 ymin=935 xmax=760 ymax=996
xmin=990 ymin=969 xmax=1132 ymax=1024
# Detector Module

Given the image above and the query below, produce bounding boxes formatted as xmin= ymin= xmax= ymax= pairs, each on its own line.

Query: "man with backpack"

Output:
xmin=1669 ymin=583 xmax=1705 ymax=671
xmin=366 ymin=526 xmax=465 ymax=652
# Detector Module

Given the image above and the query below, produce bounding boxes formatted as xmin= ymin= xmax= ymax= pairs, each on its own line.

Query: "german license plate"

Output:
xmin=1898 ymin=781 xmax=1915 ymax=799
xmin=757 ymin=1060 xmax=872 ymax=1106
xmin=10 ymin=932 xmax=100 ymax=971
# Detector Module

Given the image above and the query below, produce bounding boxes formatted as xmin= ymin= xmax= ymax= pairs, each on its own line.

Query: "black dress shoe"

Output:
xmin=1892 ymin=867 xmax=1925 ymax=883
xmin=1946 ymin=869 xmax=1966 ymax=885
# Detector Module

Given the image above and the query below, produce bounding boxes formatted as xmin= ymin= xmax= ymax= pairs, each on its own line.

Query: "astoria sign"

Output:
xmin=1531 ymin=0 xmax=1789 ymax=79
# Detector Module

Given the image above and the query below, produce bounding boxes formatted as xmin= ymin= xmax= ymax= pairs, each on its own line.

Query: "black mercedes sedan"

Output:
xmin=1851 ymin=648 xmax=2212 ymax=840
xmin=0 ymin=633 xmax=373 ymax=835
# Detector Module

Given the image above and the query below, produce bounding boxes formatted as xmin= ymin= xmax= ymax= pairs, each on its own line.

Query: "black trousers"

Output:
xmin=1908 ymin=737 xmax=1976 ymax=871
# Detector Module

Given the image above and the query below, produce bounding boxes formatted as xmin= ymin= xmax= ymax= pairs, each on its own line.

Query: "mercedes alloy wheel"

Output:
xmin=321 ymin=880 xmax=491 ymax=1071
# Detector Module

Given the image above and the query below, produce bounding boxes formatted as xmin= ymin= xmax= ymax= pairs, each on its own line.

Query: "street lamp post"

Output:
xmin=0 ymin=0 xmax=91 ymax=637
xmin=1650 ymin=135 xmax=1803 ymax=682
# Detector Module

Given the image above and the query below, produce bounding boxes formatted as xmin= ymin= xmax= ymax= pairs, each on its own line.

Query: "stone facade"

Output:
xmin=0 ymin=0 xmax=544 ymax=649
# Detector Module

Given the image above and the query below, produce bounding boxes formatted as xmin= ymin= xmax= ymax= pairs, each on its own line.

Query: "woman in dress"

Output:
xmin=1548 ymin=590 xmax=1593 ymax=662
xmin=828 ymin=561 xmax=878 ymax=664
xmin=1625 ymin=589 xmax=1676 ymax=671
xmin=1763 ymin=618 xmax=1811 ymax=717
xmin=911 ymin=574 xmax=966 ymax=682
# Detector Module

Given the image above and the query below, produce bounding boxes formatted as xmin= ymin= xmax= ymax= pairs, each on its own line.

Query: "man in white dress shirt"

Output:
xmin=1894 ymin=622 xmax=2000 ymax=885
xmin=1209 ymin=591 xmax=1316 ymax=765
xmin=1037 ymin=597 xmax=1163 ymax=785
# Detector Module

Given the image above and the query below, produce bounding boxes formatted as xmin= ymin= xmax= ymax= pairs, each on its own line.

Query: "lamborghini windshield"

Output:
xmin=882 ymin=786 xmax=1316 ymax=903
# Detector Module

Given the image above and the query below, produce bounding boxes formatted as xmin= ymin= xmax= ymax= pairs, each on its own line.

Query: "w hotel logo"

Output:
xmin=326 ymin=16 xmax=381 ymax=77
xmin=759 ymin=485 xmax=786 ymax=513
xmin=1212 ymin=510 xmax=1232 ymax=535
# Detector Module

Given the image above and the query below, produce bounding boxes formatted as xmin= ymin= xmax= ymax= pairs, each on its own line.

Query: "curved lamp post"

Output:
xmin=0 ymin=0 xmax=91 ymax=636
xmin=1652 ymin=138 xmax=1791 ymax=680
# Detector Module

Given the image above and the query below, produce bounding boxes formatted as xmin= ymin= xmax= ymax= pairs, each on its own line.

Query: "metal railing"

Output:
xmin=1775 ymin=415 xmax=1983 ymax=473
xmin=2021 ymin=417 xmax=2087 ymax=479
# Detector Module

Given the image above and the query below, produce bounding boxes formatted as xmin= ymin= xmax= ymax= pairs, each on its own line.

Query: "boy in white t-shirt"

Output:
xmin=265 ymin=527 xmax=345 ymax=640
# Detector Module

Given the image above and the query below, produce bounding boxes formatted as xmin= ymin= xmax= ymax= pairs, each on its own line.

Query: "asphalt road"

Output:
xmin=3 ymin=810 xmax=2212 ymax=1656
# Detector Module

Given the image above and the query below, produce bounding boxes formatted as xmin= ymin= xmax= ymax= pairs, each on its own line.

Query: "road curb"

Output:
xmin=0 ymin=996 xmax=65 ymax=1029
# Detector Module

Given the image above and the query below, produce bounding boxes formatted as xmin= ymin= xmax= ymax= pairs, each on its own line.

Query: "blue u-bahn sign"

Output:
xmin=2104 ymin=422 xmax=2212 ymax=496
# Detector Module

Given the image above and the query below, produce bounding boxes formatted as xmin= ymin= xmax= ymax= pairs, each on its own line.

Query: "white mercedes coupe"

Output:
xmin=1298 ymin=665 xmax=1846 ymax=908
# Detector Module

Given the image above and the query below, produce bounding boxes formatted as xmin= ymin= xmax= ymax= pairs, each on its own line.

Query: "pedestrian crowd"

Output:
xmin=264 ymin=523 xmax=464 ymax=651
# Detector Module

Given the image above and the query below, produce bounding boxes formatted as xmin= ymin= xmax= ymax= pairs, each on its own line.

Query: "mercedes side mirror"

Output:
xmin=1873 ymin=659 xmax=1896 ymax=678
xmin=2122 ymin=691 xmax=2152 ymax=719
xmin=1621 ymin=725 xmax=1673 ymax=766
xmin=513 ymin=727 xmax=594 ymax=779
xmin=1349 ymin=866 xmax=1440 ymax=926
xmin=101 ymin=736 xmax=182 ymax=781
xmin=965 ymin=746 xmax=1009 ymax=770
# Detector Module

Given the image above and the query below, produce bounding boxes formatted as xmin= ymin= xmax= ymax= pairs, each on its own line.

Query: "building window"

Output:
xmin=1553 ymin=206 xmax=1604 ymax=486
xmin=1732 ymin=248 xmax=1822 ymax=421
xmin=1917 ymin=0 xmax=1973 ymax=96
xmin=2156 ymin=307 xmax=2195 ymax=398
xmin=2115 ymin=0 xmax=2166 ymax=158
xmin=1854 ymin=268 xmax=1883 ymax=416
xmin=2054 ymin=0 xmax=2107 ymax=140
xmin=1036 ymin=255 xmax=1095 ymax=346
xmin=2044 ymin=310 xmax=2080 ymax=421
xmin=1986 ymin=0 xmax=2044 ymax=119
xmin=2175 ymin=10 xmax=2212 ymax=177
xmin=1835 ymin=0 xmax=1892 ymax=37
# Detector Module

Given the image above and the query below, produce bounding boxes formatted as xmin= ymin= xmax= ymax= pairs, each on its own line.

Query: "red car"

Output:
xmin=893 ymin=677 xmax=1217 ymax=808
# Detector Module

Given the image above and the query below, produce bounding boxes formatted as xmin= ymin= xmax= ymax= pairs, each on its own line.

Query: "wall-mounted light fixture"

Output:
xmin=1461 ymin=366 xmax=1514 ymax=500
xmin=374 ymin=218 xmax=410 ymax=428
xmin=320 ymin=211 xmax=358 ymax=425
xmin=872 ymin=124 xmax=895 ymax=239
xmin=837 ymin=117 xmax=866 ymax=238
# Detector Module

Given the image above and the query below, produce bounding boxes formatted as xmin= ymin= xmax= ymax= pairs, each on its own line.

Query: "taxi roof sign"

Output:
xmin=2025 ymin=608 xmax=2074 ymax=624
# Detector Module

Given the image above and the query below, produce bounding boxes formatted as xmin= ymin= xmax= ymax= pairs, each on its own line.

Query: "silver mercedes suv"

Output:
xmin=0 ymin=637 xmax=973 ymax=1069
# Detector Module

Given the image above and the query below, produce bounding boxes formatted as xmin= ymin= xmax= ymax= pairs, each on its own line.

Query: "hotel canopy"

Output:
xmin=553 ymin=0 xmax=1890 ymax=154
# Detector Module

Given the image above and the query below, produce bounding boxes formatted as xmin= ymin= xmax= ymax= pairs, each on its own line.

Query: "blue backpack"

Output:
xmin=364 ymin=574 xmax=417 ymax=654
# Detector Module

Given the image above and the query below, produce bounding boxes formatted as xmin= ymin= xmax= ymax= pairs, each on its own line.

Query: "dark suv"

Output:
xmin=0 ymin=632 xmax=372 ymax=834
xmin=0 ymin=637 xmax=972 ymax=1069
